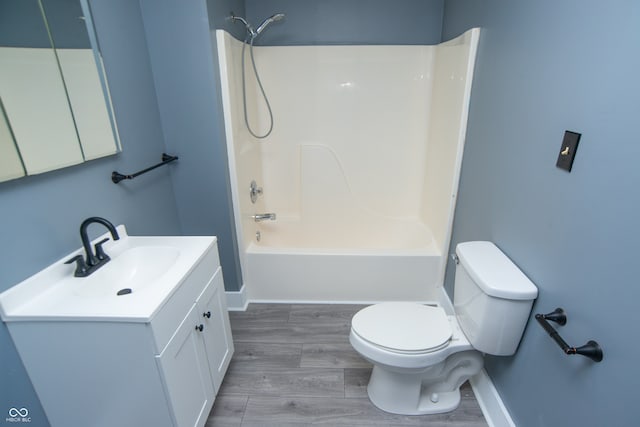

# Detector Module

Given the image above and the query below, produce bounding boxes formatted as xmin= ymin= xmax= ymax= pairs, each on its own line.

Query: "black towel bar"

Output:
xmin=535 ymin=308 xmax=603 ymax=362
xmin=112 ymin=153 xmax=178 ymax=183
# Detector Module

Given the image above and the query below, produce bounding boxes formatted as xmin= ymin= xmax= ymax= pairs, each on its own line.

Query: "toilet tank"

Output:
xmin=454 ymin=241 xmax=538 ymax=356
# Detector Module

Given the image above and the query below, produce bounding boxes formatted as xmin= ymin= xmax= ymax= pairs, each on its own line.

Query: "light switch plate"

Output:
xmin=556 ymin=131 xmax=581 ymax=172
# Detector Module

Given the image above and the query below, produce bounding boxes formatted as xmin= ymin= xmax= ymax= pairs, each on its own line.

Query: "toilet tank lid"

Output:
xmin=456 ymin=241 xmax=538 ymax=300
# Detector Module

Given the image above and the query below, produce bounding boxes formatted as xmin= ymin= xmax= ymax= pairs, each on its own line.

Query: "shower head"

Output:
xmin=255 ymin=13 xmax=285 ymax=36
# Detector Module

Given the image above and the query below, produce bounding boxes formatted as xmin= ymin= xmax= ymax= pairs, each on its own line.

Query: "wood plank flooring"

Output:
xmin=206 ymin=304 xmax=488 ymax=426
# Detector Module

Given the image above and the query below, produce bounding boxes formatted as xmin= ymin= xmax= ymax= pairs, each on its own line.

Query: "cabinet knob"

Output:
xmin=195 ymin=324 xmax=204 ymax=332
xmin=203 ymin=311 xmax=211 ymax=319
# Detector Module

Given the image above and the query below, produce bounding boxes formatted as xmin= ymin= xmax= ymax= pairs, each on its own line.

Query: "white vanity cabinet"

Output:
xmin=196 ymin=270 xmax=235 ymax=391
xmin=2 ymin=236 xmax=234 ymax=427
xmin=155 ymin=262 xmax=234 ymax=427
xmin=158 ymin=303 xmax=215 ymax=427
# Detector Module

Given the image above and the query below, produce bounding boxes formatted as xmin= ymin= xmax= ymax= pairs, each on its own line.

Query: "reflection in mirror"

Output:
xmin=42 ymin=0 xmax=121 ymax=160
xmin=0 ymin=0 xmax=84 ymax=175
xmin=0 ymin=0 xmax=120 ymax=183
xmin=0 ymin=97 xmax=26 ymax=181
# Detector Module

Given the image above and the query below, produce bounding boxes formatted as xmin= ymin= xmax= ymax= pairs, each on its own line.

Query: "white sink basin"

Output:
xmin=0 ymin=225 xmax=217 ymax=322
xmin=72 ymin=246 xmax=180 ymax=298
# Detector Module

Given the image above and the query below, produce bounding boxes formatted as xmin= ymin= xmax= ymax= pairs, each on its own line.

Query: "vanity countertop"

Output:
xmin=0 ymin=225 xmax=216 ymax=322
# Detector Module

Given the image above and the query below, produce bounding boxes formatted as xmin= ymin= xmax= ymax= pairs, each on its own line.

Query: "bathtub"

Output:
xmin=216 ymin=28 xmax=480 ymax=303
xmin=245 ymin=217 xmax=443 ymax=302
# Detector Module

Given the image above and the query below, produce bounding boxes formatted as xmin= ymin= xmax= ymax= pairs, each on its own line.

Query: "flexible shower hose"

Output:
xmin=241 ymin=36 xmax=274 ymax=139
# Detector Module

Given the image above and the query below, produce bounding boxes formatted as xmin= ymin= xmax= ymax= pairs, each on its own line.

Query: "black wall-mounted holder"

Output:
xmin=112 ymin=153 xmax=178 ymax=184
xmin=535 ymin=308 xmax=603 ymax=362
xmin=556 ymin=131 xmax=581 ymax=172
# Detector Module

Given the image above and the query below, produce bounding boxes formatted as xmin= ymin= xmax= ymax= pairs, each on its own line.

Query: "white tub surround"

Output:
xmin=216 ymin=29 xmax=480 ymax=302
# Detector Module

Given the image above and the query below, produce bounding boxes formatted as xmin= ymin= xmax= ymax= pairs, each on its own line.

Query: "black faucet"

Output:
xmin=65 ymin=217 xmax=120 ymax=277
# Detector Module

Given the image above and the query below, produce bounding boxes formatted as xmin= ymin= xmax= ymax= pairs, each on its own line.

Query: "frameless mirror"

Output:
xmin=0 ymin=97 xmax=25 ymax=181
xmin=0 ymin=0 xmax=120 ymax=183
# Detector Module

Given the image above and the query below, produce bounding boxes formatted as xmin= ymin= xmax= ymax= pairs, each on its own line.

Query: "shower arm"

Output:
xmin=229 ymin=12 xmax=285 ymax=40
xmin=229 ymin=14 xmax=256 ymax=38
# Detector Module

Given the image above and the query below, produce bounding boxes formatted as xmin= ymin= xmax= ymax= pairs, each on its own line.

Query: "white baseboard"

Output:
xmin=470 ymin=369 xmax=516 ymax=427
xmin=225 ymin=285 xmax=249 ymax=311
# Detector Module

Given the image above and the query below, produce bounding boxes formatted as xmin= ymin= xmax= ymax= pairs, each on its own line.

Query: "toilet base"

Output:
xmin=366 ymin=350 xmax=483 ymax=415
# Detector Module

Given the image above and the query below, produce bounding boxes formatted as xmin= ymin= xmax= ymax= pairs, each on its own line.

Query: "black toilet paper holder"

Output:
xmin=535 ymin=308 xmax=603 ymax=362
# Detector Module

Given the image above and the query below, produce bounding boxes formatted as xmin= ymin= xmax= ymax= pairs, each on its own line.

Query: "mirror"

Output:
xmin=0 ymin=0 xmax=120 ymax=183
xmin=0 ymin=98 xmax=25 ymax=181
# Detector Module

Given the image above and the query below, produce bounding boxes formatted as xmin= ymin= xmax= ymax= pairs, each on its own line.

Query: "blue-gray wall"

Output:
xmin=139 ymin=0 xmax=243 ymax=292
xmin=244 ymin=0 xmax=444 ymax=45
xmin=0 ymin=0 xmax=52 ymax=48
xmin=42 ymin=0 xmax=92 ymax=48
xmin=442 ymin=1 xmax=640 ymax=425
xmin=207 ymin=0 xmax=246 ymax=41
xmin=0 ymin=0 xmax=181 ymax=424
xmin=0 ymin=0 xmax=93 ymax=49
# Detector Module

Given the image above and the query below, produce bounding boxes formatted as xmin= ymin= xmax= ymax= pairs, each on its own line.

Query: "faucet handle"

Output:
xmin=65 ymin=255 xmax=89 ymax=277
xmin=249 ymin=180 xmax=263 ymax=204
xmin=94 ymin=238 xmax=111 ymax=262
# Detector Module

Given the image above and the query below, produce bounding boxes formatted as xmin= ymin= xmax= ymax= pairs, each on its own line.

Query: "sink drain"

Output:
xmin=117 ymin=288 xmax=132 ymax=296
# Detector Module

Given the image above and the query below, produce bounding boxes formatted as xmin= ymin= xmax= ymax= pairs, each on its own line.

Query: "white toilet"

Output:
xmin=349 ymin=241 xmax=538 ymax=415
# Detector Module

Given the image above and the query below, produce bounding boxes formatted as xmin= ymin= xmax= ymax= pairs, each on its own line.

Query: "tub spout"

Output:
xmin=252 ymin=213 xmax=276 ymax=222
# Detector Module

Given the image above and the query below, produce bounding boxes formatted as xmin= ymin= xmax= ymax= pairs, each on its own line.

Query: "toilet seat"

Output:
xmin=351 ymin=303 xmax=452 ymax=354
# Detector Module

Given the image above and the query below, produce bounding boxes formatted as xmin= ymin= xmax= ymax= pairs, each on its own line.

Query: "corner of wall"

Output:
xmin=225 ymin=284 xmax=249 ymax=311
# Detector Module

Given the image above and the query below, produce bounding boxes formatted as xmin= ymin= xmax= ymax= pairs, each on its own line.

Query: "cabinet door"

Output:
xmin=197 ymin=267 xmax=234 ymax=391
xmin=157 ymin=305 xmax=214 ymax=427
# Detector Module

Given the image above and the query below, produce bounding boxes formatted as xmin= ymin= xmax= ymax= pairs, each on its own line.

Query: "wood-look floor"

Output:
xmin=206 ymin=304 xmax=488 ymax=426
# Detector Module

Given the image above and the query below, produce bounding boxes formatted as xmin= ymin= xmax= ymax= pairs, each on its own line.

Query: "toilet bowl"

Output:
xmin=350 ymin=302 xmax=484 ymax=414
xmin=349 ymin=241 xmax=538 ymax=415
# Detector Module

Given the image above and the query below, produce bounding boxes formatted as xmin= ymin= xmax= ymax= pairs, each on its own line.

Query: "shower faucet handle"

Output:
xmin=249 ymin=180 xmax=263 ymax=204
